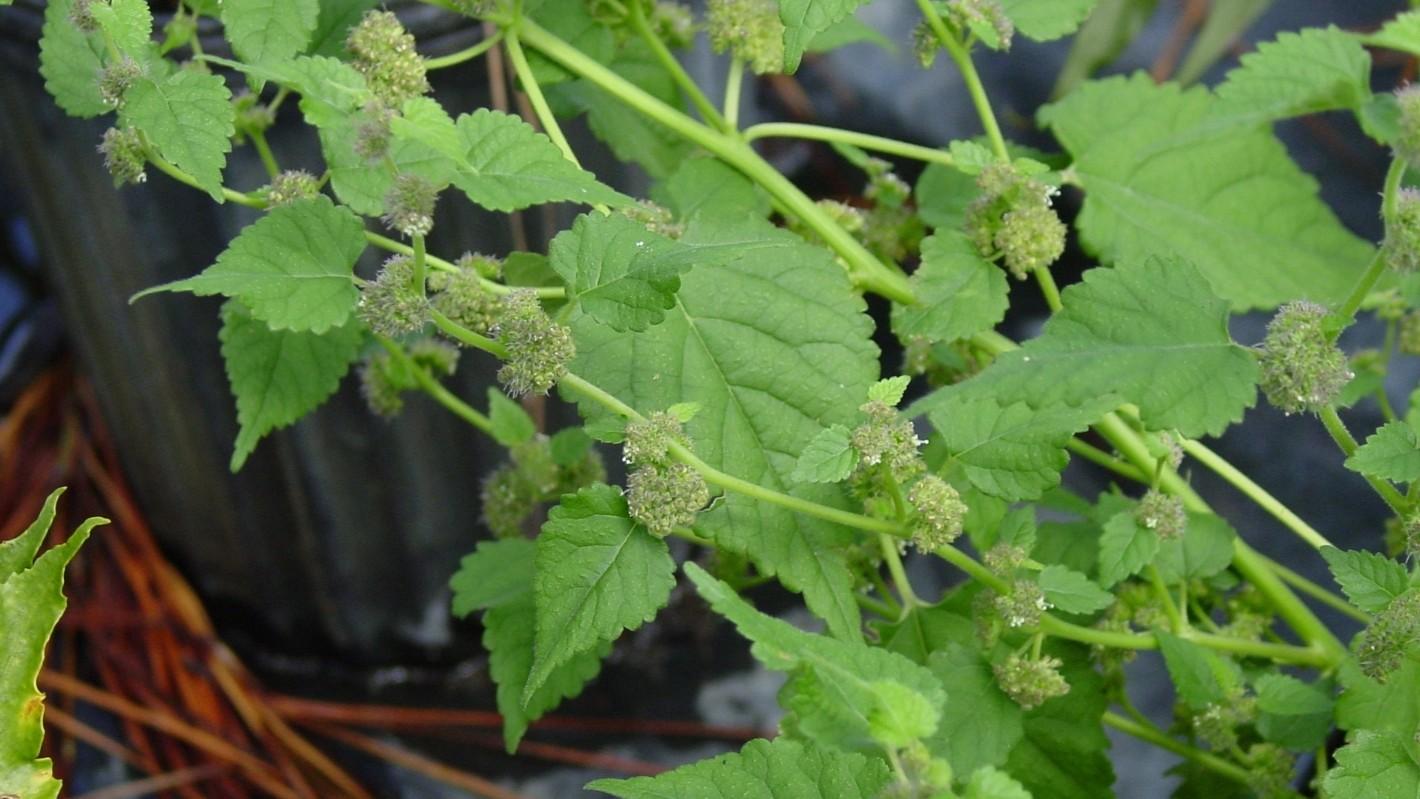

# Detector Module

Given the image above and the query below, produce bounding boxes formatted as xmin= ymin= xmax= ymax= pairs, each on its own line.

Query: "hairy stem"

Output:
xmin=503 ymin=31 xmax=580 ymax=166
xmin=249 ymin=129 xmax=280 ymax=179
xmin=742 ymin=123 xmax=955 ymax=167
xmin=1180 ymin=439 xmax=1334 ymax=550
xmin=1331 ymin=157 xmax=1407 ymax=338
xmin=1102 ymin=712 xmax=1253 ymax=786
xmin=627 ymin=0 xmax=726 ymax=130
xmin=425 ymin=31 xmax=505 ymax=70
xmin=1319 ymin=405 xmax=1407 ymax=513
xmin=377 ymin=337 xmax=495 ymax=435
xmin=723 ymin=58 xmax=745 ymax=130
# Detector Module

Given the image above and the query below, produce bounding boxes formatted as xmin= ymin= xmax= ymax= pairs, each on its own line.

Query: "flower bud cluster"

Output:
xmin=903 ymin=336 xmax=984 ymax=387
xmin=494 ymin=291 xmax=575 ymax=396
xmin=98 ymin=57 xmax=143 ymax=106
xmin=1384 ymin=189 xmax=1420 ymax=272
xmin=354 ymin=103 xmax=396 ymax=161
xmin=1257 ymin=301 xmax=1351 ymax=415
xmin=945 ymin=0 xmax=1014 ymax=50
xmin=622 ymin=411 xmax=709 ymax=537
xmin=358 ymin=337 xmax=458 ymax=417
xmin=1190 ymin=695 xmax=1256 ymax=752
xmin=993 ymin=579 xmax=1048 ymax=629
xmin=98 ymin=126 xmax=146 ymax=186
xmin=906 ymin=475 xmax=966 ymax=552
xmin=69 ymin=0 xmax=99 ymax=32
xmin=851 ymin=400 xmax=925 ymax=481
xmin=382 ymin=174 xmax=439 ymax=238
xmin=1356 ymin=589 xmax=1420 ymax=681
xmin=347 ymin=10 xmax=429 ymax=106
xmin=481 ymin=436 xmax=607 ymax=538
xmin=1243 ymin=743 xmax=1294 ymax=799
xmin=624 ymin=201 xmax=685 ymax=239
xmin=706 ymin=0 xmax=785 ymax=75
xmin=912 ymin=23 xmax=939 ymax=68
xmin=358 ymin=256 xmax=431 ymax=337
xmin=993 ymin=654 xmax=1069 ymax=710
xmin=652 ymin=2 xmax=696 ymax=49
xmin=232 ymin=92 xmax=275 ymax=142
xmin=265 ymin=170 xmax=320 ymax=206
xmin=965 ymin=164 xmax=1066 ymax=280
xmin=1394 ymin=86 xmax=1420 ymax=170
xmin=428 ymin=260 xmax=501 ymax=336
xmin=1135 ymin=489 xmax=1186 ymax=540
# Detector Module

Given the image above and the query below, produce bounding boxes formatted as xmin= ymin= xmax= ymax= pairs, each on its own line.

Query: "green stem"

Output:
xmin=512 ymin=18 xmax=915 ymax=304
xmin=410 ymin=234 xmax=427 ymax=296
xmin=1036 ymin=615 xmax=1332 ymax=668
xmin=140 ymin=143 xmax=265 ymax=208
xmin=1319 ymin=406 xmax=1407 ymax=513
xmin=425 ymin=31 xmax=505 ymax=70
xmin=915 ymin=0 xmax=1008 ymax=161
xmin=742 ymin=123 xmax=955 ymax=167
xmin=1033 ymin=267 xmax=1063 ymax=312
xmin=1265 ymin=556 xmax=1372 ymax=623
xmin=855 ymin=591 xmax=899 ymax=619
xmin=1179 ymin=439 xmax=1334 ymax=550
xmin=1331 ymin=157 xmax=1406 ymax=339
xmin=249 ymin=129 xmax=279 ymax=179
xmin=1065 ymin=439 xmax=1148 ymax=483
xmin=431 ymin=309 xmax=507 ymax=358
xmin=627 ymin=0 xmax=726 ymax=130
xmin=1102 ymin=712 xmax=1254 ymax=787
xmin=723 ymin=58 xmax=745 ymax=130
xmin=377 ymin=337 xmax=495 ymax=435
xmin=365 ymin=232 xmax=567 ymax=298
xmin=879 ymin=534 xmax=921 ymax=611
xmin=503 ymin=31 xmax=580 ymax=166
xmin=1147 ymin=564 xmax=1186 ymax=633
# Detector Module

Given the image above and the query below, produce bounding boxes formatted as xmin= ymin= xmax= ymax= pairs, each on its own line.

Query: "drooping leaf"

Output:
xmin=133 ymin=197 xmax=367 ymax=333
xmin=653 ymin=157 xmax=771 ymax=225
xmin=565 ymin=220 xmax=879 ymax=640
xmin=1096 ymin=509 xmax=1158 ymax=588
xmin=878 ymin=601 xmax=976 ymax=665
xmin=1213 ymin=26 xmax=1370 ymax=124
xmin=685 ymin=563 xmax=946 ymax=752
xmin=39 ymin=0 xmax=110 ymax=118
xmin=915 ymin=256 xmax=1257 ymax=439
xmin=791 ymin=425 xmax=857 ymax=484
xmin=587 ymin=738 xmax=892 ymax=799
xmin=779 ymin=0 xmax=872 ymax=73
xmin=119 ymin=69 xmax=235 ymax=202
xmin=0 ymin=490 xmax=102 ymax=799
xmin=1321 ymin=546 xmax=1410 ymax=614
xmin=1004 ymin=649 xmax=1115 ymax=799
xmin=1254 ymin=673 xmax=1334 ymax=752
xmin=1153 ymin=512 xmax=1235 ymax=583
xmin=1337 ymin=649 xmax=1420 ymax=735
xmin=891 ymin=232 xmax=1009 ymax=346
xmin=1363 ymin=11 xmax=1420 ymax=57
xmin=526 ymin=485 xmax=676 ymax=699
xmin=926 ymin=395 xmax=1111 ymax=501
xmin=1346 ymin=420 xmax=1420 ymax=484
xmin=219 ymin=300 xmax=363 ymax=471
xmin=390 ymin=105 xmax=629 ymax=212
xmin=926 ymin=644 xmax=1024 ymax=776
xmin=449 ymin=539 xmax=536 ymax=618
xmin=222 ymin=0 xmax=320 ymax=65
xmin=487 ymin=389 xmax=536 ymax=447
xmin=1154 ymin=631 xmax=1240 ymax=711
xmin=1037 ymin=565 xmax=1113 ymax=615
xmin=999 ymin=0 xmax=1099 ymax=42
xmin=1039 ymin=73 xmax=1374 ymax=310
xmin=1323 ymin=730 xmax=1420 ymax=799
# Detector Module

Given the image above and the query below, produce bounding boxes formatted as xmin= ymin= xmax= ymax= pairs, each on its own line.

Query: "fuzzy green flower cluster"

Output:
xmin=965 ymin=164 xmax=1066 ymax=280
xmin=347 ymin=10 xmax=430 ymax=106
xmin=944 ymin=0 xmax=1014 ymax=49
xmin=906 ymin=475 xmax=966 ymax=552
xmin=851 ymin=400 xmax=925 ymax=480
xmin=1384 ymin=188 xmax=1420 ymax=273
xmin=358 ymin=256 xmax=430 ymax=337
xmin=1400 ymin=310 xmax=1420 ymax=356
xmin=354 ymin=104 xmax=396 ymax=161
xmin=1355 ymin=589 xmax=1420 ymax=681
xmin=98 ymin=127 xmax=146 ymax=186
xmin=382 ymin=174 xmax=439 ymax=238
xmin=1256 ymin=301 xmax=1351 ymax=415
xmin=482 ymin=437 xmax=607 ymax=538
xmin=706 ymin=0 xmax=784 ymax=74
xmin=359 ymin=337 xmax=459 ymax=417
xmin=495 ymin=291 xmax=575 ymax=396
xmin=1394 ymin=86 xmax=1420 ymax=170
xmin=98 ymin=57 xmax=142 ymax=107
xmin=993 ymin=654 xmax=1068 ymax=710
xmin=428 ymin=256 xmax=502 ymax=336
xmin=1135 ymin=489 xmax=1186 ymax=540
xmin=622 ymin=411 xmax=709 ymax=537
xmin=1189 ymin=694 xmax=1256 ymax=752
xmin=265 ymin=170 xmax=320 ymax=206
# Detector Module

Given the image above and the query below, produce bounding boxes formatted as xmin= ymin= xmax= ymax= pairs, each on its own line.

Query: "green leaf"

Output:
xmin=868 ymin=376 xmax=911 ymax=406
xmin=964 ymin=766 xmax=1034 ymax=799
xmin=1174 ymin=0 xmax=1270 ymax=85
xmin=807 ymin=13 xmax=895 ymax=54
xmin=0 ymin=489 xmax=102 ymax=799
xmin=1338 ymin=648 xmax=1420 ymax=735
xmin=1321 ymin=546 xmax=1410 ymax=614
xmin=90 ymin=0 xmax=153 ymax=59
xmin=320 ymin=107 xmax=447 ymax=216
xmin=219 ymin=300 xmax=363 ymax=471
xmin=526 ymin=485 xmax=676 ymax=700
xmin=1096 ymin=510 xmax=1158 ymax=587
xmin=791 ymin=425 xmax=857 ymax=484
xmin=1347 ymin=420 xmax=1420 ymax=483
xmin=891 ymin=232 xmax=1009 ymax=347
xmin=877 ymin=600 xmax=976 ymax=665
xmin=550 ymin=427 xmax=595 ymax=466
xmin=1052 ymin=0 xmax=1159 ymax=98
xmin=587 ymin=738 xmax=892 ymax=799
xmin=223 ymin=0 xmax=320 ymax=65
xmin=523 ymin=0 xmax=615 ymax=86
xmin=307 ymin=0 xmax=379 ymax=57
xmin=779 ymin=0 xmax=871 ymax=73
xmin=1324 ymin=730 xmax=1420 ymax=799
xmin=1004 ymin=649 xmax=1114 ymax=799
xmin=390 ymin=106 xmax=629 ymax=212
xmin=486 ymin=389 xmax=536 ymax=447
xmin=449 ymin=539 xmax=536 ymax=618
xmin=133 ymin=197 xmax=367 ymax=333
xmin=548 ymin=213 xmax=700 ymax=332
xmin=565 ymin=220 xmax=878 ymax=640
xmin=926 ymin=644 xmax=1024 ymax=776
xmin=912 ymin=256 xmax=1258 ymax=439
xmin=214 ymin=54 xmax=368 ymax=130
xmin=653 ymin=157 xmax=771 ymax=225
xmin=926 ymin=395 xmax=1111 ymax=501
xmin=1153 ymin=512 xmax=1235 ymax=583
xmin=685 ymin=563 xmax=946 ymax=752
xmin=1039 ymin=73 xmax=1374 ymax=310
xmin=1037 ymin=565 xmax=1113 ymax=614
xmin=1154 ymin=630 xmax=1239 ymax=711
xmin=119 ymin=69 xmax=235 ymax=202
xmin=1364 ymin=11 xmax=1420 ymax=57
xmin=999 ymin=0 xmax=1099 ymax=41
xmin=39 ymin=0 xmax=109 ymax=118
xmin=1253 ymin=673 xmax=1334 ymax=752
xmin=1213 ymin=26 xmax=1370 ymax=124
